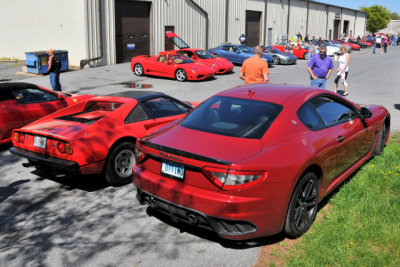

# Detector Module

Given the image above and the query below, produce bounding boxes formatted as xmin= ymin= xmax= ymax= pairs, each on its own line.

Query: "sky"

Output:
xmin=317 ymin=0 xmax=400 ymax=14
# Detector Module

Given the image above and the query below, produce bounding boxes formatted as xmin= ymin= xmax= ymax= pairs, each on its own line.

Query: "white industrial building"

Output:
xmin=0 ymin=0 xmax=366 ymax=67
xmin=381 ymin=20 xmax=400 ymax=35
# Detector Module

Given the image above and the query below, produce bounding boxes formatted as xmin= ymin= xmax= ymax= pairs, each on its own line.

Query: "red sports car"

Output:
xmin=0 ymin=82 xmax=94 ymax=145
xmin=172 ymin=49 xmax=234 ymax=74
xmin=165 ymin=32 xmax=233 ymax=74
xmin=334 ymin=39 xmax=361 ymax=50
xmin=10 ymin=91 xmax=197 ymax=186
xmin=131 ymin=52 xmax=215 ymax=82
xmin=132 ymin=84 xmax=390 ymax=240
xmin=273 ymin=45 xmax=309 ymax=59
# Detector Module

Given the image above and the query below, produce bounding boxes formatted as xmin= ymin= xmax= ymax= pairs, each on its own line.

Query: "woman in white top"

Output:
xmin=334 ymin=45 xmax=350 ymax=96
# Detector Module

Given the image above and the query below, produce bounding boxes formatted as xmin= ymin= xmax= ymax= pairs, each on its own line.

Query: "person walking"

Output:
xmin=376 ymin=35 xmax=382 ymax=54
xmin=307 ymin=44 xmax=333 ymax=88
xmin=372 ymin=35 xmax=376 ymax=54
xmin=239 ymin=46 xmax=269 ymax=84
xmin=239 ymin=34 xmax=247 ymax=45
xmin=382 ymin=35 xmax=388 ymax=54
xmin=307 ymin=41 xmax=316 ymax=61
xmin=47 ymin=49 xmax=62 ymax=91
xmin=334 ymin=45 xmax=350 ymax=96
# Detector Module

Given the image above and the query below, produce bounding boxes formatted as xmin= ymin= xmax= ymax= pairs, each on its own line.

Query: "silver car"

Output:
xmin=265 ymin=46 xmax=297 ymax=65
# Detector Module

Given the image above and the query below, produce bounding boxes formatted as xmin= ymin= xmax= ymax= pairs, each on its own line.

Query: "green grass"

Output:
xmin=286 ymin=133 xmax=400 ymax=267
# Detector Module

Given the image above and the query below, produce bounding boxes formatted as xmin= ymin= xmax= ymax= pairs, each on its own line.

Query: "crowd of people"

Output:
xmin=238 ymin=31 xmax=399 ymax=97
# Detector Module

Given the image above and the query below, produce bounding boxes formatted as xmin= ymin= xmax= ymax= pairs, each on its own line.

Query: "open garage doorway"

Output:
xmin=333 ymin=19 xmax=340 ymax=39
xmin=246 ymin=10 xmax=261 ymax=47
xmin=115 ymin=0 xmax=151 ymax=63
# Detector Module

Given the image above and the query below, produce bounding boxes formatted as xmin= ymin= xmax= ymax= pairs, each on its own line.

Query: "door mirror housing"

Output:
xmin=360 ymin=107 xmax=372 ymax=118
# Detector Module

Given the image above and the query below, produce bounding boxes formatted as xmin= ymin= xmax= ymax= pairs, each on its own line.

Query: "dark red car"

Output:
xmin=0 ymin=82 xmax=94 ymax=145
xmin=133 ymin=84 xmax=390 ymax=240
xmin=10 ymin=91 xmax=197 ymax=186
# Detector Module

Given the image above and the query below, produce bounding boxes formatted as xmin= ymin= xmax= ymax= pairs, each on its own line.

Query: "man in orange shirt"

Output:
xmin=239 ymin=46 xmax=269 ymax=84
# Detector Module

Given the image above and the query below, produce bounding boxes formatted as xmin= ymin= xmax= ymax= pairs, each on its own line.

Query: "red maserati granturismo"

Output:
xmin=132 ymin=84 xmax=390 ymax=240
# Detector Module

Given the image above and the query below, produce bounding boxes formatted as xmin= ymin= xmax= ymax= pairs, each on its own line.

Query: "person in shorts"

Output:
xmin=334 ymin=45 xmax=350 ymax=96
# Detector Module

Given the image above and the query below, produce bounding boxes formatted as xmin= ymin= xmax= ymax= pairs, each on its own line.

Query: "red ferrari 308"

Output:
xmin=0 ymin=82 xmax=94 ymax=145
xmin=133 ymin=84 xmax=390 ymax=240
xmin=131 ymin=52 xmax=216 ymax=82
xmin=10 ymin=91 xmax=197 ymax=186
xmin=273 ymin=45 xmax=309 ymax=59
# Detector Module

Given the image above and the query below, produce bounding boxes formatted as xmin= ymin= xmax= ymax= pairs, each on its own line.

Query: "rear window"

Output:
xmin=180 ymin=96 xmax=282 ymax=139
xmin=84 ymin=101 xmax=123 ymax=112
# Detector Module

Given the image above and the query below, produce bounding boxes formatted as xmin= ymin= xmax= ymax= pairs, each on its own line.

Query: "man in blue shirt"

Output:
xmin=307 ymin=44 xmax=334 ymax=89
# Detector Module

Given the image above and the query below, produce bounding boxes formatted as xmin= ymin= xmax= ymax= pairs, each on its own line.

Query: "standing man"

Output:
xmin=239 ymin=34 xmax=247 ymax=45
xmin=307 ymin=44 xmax=333 ymax=88
xmin=239 ymin=46 xmax=269 ymax=84
xmin=47 ymin=49 xmax=62 ymax=91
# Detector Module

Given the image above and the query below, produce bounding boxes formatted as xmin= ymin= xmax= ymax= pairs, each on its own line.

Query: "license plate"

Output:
xmin=33 ymin=136 xmax=47 ymax=149
xmin=161 ymin=161 xmax=185 ymax=180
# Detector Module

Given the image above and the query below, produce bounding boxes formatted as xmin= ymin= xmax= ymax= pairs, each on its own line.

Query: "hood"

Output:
xmin=143 ymin=125 xmax=263 ymax=163
xmin=165 ymin=32 xmax=190 ymax=49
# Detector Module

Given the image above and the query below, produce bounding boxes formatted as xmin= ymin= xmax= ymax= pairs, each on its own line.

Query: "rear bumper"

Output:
xmin=9 ymin=147 xmax=81 ymax=175
xmin=133 ymin=165 xmax=291 ymax=240
xmin=137 ymin=189 xmax=257 ymax=238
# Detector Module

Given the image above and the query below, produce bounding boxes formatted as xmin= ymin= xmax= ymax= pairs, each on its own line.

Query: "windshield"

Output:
xmin=195 ymin=50 xmax=214 ymax=59
xmin=180 ymin=96 xmax=282 ymax=139
xmin=239 ymin=46 xmax=252 ymax=53
xmin=170 ymin=55 xmax=194 ymax=64
xmin=267 ymin=47 xmax=280 ymax=53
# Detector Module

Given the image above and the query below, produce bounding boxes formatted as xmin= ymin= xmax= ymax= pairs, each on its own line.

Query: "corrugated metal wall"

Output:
xmin=266 ymin=0 xmax=289 ymax=45
xmin=355 ymin=12 xmax=366 ymax=37
xmin=0 ymin=0 xmax=88 ymax=66
xmin=342 ymin=9 xmax=355 ymax=37
xmin=227 ymin=0 xmax=265 ymax=45
xmin=327 ymin=6 xmax=341 ymax=37
xmin=288 ymin=0 xmax=307 ymax=39
xmin=307 ymin=2 xmax=327 ymax=39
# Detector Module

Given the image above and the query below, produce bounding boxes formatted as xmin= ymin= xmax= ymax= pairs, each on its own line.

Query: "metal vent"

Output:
xmin=125 ymin=104 xmax=149 ymax=123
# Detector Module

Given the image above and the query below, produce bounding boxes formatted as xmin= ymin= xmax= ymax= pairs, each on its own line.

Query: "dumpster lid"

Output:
xmin=25 ymin=50 xmax=68 ymax=56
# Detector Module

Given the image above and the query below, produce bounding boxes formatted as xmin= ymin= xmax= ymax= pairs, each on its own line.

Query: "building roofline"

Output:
xmin=307 ymin=0 xmax=367 ymax=15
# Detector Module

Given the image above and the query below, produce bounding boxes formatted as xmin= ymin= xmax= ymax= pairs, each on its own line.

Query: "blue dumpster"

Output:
xmin=25 ymin=50 xmax=68 ymax=74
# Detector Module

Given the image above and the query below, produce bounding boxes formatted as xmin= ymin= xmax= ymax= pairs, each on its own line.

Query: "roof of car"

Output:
xmin=218 ymin=84 xmax=326 ymax=105
xmin=0 ymin=82 xmax=40 ymax=94
xmin=105 ymin=91 xmax=166 ymax=101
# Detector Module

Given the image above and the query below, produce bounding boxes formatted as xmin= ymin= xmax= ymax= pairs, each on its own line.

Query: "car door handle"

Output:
xmin=337 ymin=136 xmax=345 ymax=143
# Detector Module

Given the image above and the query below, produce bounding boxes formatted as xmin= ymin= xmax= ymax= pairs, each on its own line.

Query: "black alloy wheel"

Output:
xmin=284 ymin=172 xmax=319 ymax=237
xmin=105 ymin=142 xmax=136 ymax=186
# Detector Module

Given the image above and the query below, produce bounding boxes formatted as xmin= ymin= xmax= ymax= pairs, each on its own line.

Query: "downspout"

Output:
xmin=225 ymin=0 xmax=229 ymax=43
xmin=354 ymin=11 xmax=357 ymax=37
xmin=305 ymin=0 xmax=309 ymax=36
xmin=188 ymin=0 xmax=209 ymax=49
xmin=287 ymin=0 xmax=290 ymax=37
xmin=263 ymin=0 xmax=267 ymax=45
xmin=80 ymin=0 xmax=103 ymax=69
xmin=325 ymin=5 xmax=329 ymax=39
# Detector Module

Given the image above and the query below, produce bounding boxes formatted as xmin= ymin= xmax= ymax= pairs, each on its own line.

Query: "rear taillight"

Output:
xmin=135 ymin=146 xmax=146 ymax=163
xmin=202 ymin=167 xmax=267 ymax=190
xmin=13 ymin=132 xmax=25 ymax=144
xmin=57 ymin=141 xmax=73 ymax=155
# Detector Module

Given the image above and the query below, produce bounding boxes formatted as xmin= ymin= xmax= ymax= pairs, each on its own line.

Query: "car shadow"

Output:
xmin=0 ymin=179 xmax=31 ymax=204
xmin=31 ymin=170 xmax=111 ymax=192
xmin=145 ymin=207 xmax=285 ymax=249
xmin=0 ymin=143 xmax=12 ymax=151
xmin=394 ymin=104 xmax=400 ymax=111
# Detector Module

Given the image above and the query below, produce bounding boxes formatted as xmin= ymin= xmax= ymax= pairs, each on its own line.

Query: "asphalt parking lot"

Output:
xmin=1 ymin=46 xmax=400 ymax=266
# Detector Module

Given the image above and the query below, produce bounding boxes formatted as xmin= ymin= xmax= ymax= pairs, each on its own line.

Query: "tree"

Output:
xmin=360 ymin=5 xmax=391 ymax=34
xmin=391 ymin=12 xmax=400 ymax=20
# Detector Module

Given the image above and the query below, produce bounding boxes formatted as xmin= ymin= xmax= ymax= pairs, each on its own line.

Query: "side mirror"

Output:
xmin=360 ymin=107 xmax=372 ymax=118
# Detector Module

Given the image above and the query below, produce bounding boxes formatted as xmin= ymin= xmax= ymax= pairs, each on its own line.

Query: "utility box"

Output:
xmin=25 ymin=50 xmax=68 ymax=74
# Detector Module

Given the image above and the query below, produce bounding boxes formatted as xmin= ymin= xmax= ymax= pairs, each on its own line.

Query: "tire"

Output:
xmin=175 ymin=69 xmax=187 ymax=82
xmin=273 ymin=56 xmax=280 ymax=65
xmin=304 ymin=52 xmax=309 ymax=60
xmin=284 ymin=172 xmax=319 ymax=237
xmin=134 ymin=63 xmax=144 ymax=76
xmin=104 ymin=142 xmax=136 ymax=186
xmin=374 ymin=123 xmax=387 ymax=155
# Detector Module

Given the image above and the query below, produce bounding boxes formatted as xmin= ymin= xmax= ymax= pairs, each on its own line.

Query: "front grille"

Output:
xmin=197 ymin=75 xmax=204 ymax=78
